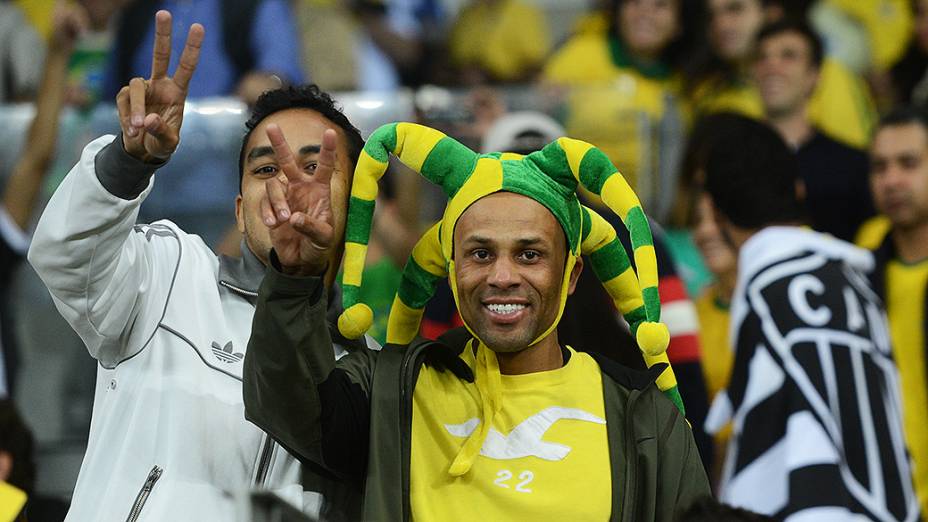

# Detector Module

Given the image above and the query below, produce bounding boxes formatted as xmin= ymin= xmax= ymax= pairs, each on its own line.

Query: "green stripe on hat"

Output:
xmin=344 ymin=197 xmax=376 ymax=245
xmin=398 ymin=258 xmax=443 ymax=309
xmin=363 ymin=123 xmax=398 ymax=163
xmin=421 ymin=137 xmax=479 ymax=197
xmin=342 ymin=284 xmax=361 ymax=309
xmin=589 ymin=238 xmax=632 ymax=282
xmin=642 ymin=287 xmax=661 ymax=320
xmin=664 ymin=386 xmax=685 ymax=415
xmin=527 ymin=141 xmax=576 ymax=190
xmin=578 ymin=147 xmax=618 ymax=195
xmin=581 ymin=206 xmax=593 ymax=240
xmin=624 ymin=305 xmax=647 ymax=335
xmin=626 ymin=207 xmax=653 ymax=248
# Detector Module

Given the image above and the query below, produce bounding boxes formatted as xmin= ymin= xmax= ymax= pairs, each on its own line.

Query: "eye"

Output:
xmin=252 ymin=165 xmax=278 ymax=177
xmin=472 ymin=249 xmax=490 ymax=261
xmin=520 ymin=250 xmax=541 ymax=262
xmin=304 ymin=162 xmax=318 ymax=174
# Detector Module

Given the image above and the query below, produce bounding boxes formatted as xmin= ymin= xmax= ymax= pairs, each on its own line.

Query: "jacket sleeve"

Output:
xmin=26 ymin=135 xmax=176 ymax=367
xmin=243 ymin=257 xmax=376 ymax=482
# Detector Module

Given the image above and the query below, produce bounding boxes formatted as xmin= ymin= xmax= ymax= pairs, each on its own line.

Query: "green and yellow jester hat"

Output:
xmin=338 ymin=122 xmax=683 ymax=473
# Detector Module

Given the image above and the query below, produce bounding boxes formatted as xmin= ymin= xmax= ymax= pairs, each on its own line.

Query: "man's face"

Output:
xmin=709 ymin=0 xmax=764 ymax=62
xmin=453 ymin=192 xmax=581 ymax=353
xmin=753 ymin=31 xmax=818 ymax=117
xmin=236 ymin=108 xmax=354 ymax=274
xmin=870 ymin=123 xmax=928 ymax=230
xmin=618 ymin=0 xmax=680 ymax=60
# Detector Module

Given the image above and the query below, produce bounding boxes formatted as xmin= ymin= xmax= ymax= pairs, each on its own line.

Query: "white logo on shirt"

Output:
xmin=444 ymin=406 xmax=606 ymax=461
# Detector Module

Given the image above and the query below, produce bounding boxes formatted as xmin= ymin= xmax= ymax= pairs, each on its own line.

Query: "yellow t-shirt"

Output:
xmin=410 ymin=345 xmax=611 ymax=521
xmin=886 ymin=259 xmax=928 ymax=516
xmin=450 ymin=0 xmax=549 ymax=82
xmin=543 ymin=32 xmax=683 ymax=198
xmin=695 ymin=287 xmax=732 ymax=403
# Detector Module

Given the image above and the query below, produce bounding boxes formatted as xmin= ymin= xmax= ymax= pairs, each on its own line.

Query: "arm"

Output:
xmin=243 ymin=257 xmax=375 ymax=481
xmin=3 ymin=3 xmax=87 ymax=230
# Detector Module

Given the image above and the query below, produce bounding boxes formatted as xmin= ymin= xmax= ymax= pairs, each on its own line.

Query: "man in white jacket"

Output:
xmin=27 ymin=10 xmax=367 ymax=521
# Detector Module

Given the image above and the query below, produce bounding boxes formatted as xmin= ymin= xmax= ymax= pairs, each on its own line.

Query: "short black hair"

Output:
xmin=876 ymin=106 xmax=928 ymax=135
xmin=756 ymin=19 xmax=824 ymax=68
xmin=237 ymin=84 xmax=364 ymax=191
xmin=703 ymin=114 xmax=805 ymax=229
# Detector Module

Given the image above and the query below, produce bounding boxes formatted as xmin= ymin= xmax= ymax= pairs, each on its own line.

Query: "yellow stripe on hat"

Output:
xmin=386 ymin=296 xmax=423 ymax=345
xmin=439 ymin=158 xmax=505 ymax=258
xmin=342 ymin=242 xmax=368 ymax=287
xmin=395 ymin=123 xmax=447 ymax=172
xmin=600 ymin=173 xmax=641 ymax=220
xmin=352 ymin=150 xmax=388 ymax=201
xmin=499 ymin=152 xmax=524 ymax=161
xmin=581 ymin=209 xmax=618 ymax=253
xmin=411 ymin=222 xmax=447 ymax=277
xmin=633 ymin=245 xmax=659 ymax=289
xmin=557 ymin=137 xmax=594 ymax=184
xmin=644 ymin=351 xmax=678 ymax=391
xmin=603 ymin=268 xmax=644 ymax=314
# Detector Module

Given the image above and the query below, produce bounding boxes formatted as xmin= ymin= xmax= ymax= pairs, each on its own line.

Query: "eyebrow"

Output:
xmin=464 ymin=235 xmax=545 ymax=246
xmin=246 ymin=144 xmax=322 ymax=163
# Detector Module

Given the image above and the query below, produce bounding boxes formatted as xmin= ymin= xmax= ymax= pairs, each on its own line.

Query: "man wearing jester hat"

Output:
xmin=244 ymin=122 xmax=710 ymax=520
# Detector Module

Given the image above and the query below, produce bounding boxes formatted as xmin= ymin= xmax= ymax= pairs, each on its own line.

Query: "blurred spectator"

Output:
xmin=297 ymin=0 xmax=444 ymax=92
xmin=0 ymin=399 xmax=34 ymax=521
xmin=689 ymin=0 xmax=877 ymax=149
xmin=868 ymin=107 xmax=928 ymax=516
xmin=754 ymin=20 xmax=875 ymax=241
xmin=64 ymin=0 xmax=127 ymax=109
xmin=0 ymin=1 xmax=44 ymax=102
xmin=0 ymin=0 xmax=85 ymax=399
xmin=449 ymin=0 xmax=550 ymax=85
xmin=810 ymin=0 xmax=912 ymax=74
xmin=703 ymin=114 xmax=918 ymax=520
xmin=890 ymin=0 xmax=928 ymax=106
xmin=542 ymin=0 xmax=697 ymax=220
xmin=105 ymin=0 xmax=304 ymax=105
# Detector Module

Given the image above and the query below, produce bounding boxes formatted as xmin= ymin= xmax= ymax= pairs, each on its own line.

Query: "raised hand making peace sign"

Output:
xmin=261 ymin=125 xmax=339 ymax=276
xmin=117 ymin=10 xmax=204 ymax=163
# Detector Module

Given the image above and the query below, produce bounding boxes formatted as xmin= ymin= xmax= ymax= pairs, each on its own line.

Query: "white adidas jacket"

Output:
xmin=28 ymin=135 xmax=350 ymax=521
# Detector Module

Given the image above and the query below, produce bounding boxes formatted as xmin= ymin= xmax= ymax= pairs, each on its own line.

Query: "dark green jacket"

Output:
xmin=243 ymin=264 xmax=710 ymax=521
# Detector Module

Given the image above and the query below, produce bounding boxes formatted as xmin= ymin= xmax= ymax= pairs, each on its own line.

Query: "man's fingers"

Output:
xmin=291 ymin=212 xmax=333 ymax=249
xmin=266 ymin=124 xmax=304 ymax=182
xmin=260 ymin=197 xmax=278 ymax=228
xmin=173 ymin=23 xmax=205 ymax=91
xmin=313 ymin=129 xmax=338 ymax=186
xmin=150 ymin=10 xmax=172 ymax=80
xmin=128 ymin=77 xmax=147 ymax=132
xmin=266 ymin=177 xmax=291 ymax=222
xmin=116 ymin=86 xmax=133 ymax=136
xmin=143 ymin=113 xmax=175 ymax=144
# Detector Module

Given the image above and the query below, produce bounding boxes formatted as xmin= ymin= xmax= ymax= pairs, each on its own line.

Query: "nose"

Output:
xmin=487 ymin=257 xmax=520 ymax=289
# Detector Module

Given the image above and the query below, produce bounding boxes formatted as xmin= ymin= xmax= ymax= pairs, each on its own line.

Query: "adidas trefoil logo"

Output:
xmin=211 ymin=341 xmax=244 ymax=364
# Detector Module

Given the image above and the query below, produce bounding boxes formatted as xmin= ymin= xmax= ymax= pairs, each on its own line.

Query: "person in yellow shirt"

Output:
xmin=243 ymin=122 xmax=710 ymax=520
xmin=691 ymin=0 xmax=876 ymax=149
xmin=869 ymin=108 xmax=928 ymax=517
xmin=449 ymin=0 xmax=550 ymax=84
xmin=542 ymin=0 xmax=696 ymax=221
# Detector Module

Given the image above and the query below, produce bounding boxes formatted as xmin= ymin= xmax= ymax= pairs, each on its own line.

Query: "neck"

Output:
xmin=892 ymin=222 xmax=928 ymax=263
xmin=716 ymin=269 xmax=737 ymax=304
xmin=494 ymin=334 xmax=563 ymax=375
xmin=768 ymin=108 xmax=813 ymax=149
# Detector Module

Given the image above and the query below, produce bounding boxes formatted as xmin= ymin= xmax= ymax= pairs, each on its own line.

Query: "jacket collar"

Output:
xmin=217 ymin=241 xmax=266 ymax=298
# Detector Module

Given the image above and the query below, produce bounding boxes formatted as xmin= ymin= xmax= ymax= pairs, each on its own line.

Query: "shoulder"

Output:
xmin=544 ymin=33 xmax=612 ymax=82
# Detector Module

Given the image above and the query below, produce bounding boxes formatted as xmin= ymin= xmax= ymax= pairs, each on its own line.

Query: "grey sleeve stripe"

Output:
xmin=94 ymin=134 xmax=165 ymax=200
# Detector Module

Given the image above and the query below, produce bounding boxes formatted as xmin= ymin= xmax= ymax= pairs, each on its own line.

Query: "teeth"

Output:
xmin=486 ymin=304 xmax=526 ymax=315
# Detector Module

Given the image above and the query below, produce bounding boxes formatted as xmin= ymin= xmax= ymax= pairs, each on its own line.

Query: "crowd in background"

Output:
xmin=3 ymin=0 xmax=928 ymax=519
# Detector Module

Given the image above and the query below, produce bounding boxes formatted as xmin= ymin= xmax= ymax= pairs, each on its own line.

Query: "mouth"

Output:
xmin=482 ymin=301 xmax=529 ymax=325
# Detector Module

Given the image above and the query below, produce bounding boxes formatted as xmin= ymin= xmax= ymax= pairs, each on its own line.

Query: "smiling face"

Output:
xmin=618 ymin=0 xmax=680 ymax=61
xmin=753 ymin=30 xmax=819 ymax=118
xmin=236 ymin=108 xmax=354 ymax=277
xmin=870 ymin=123 xmax=928 ymax=231
xmin=452 ymin=192 xmax=581 ymax=353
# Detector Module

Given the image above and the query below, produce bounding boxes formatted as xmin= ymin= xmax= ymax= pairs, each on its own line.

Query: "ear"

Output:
xmin=566 ymin=255 xmax=583 ymax=296
xmin=795 ymin=178 xmax=807 ymax=203
xmin=0 ymin=450 xmax=11 ymax=482
xmin=234 ymin=194 xmax=245 ymax=234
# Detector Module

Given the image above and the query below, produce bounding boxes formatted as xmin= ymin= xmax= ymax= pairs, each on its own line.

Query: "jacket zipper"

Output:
xmin=125 ymin=465 xmax=162 ymax=522
xmin=254 ymin=434 xmax=275 ymax=486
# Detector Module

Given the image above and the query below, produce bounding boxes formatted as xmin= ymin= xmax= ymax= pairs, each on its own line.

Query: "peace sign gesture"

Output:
xmin=262 ymin=126 xmax=338 ymax=276
xmin=117 ymin=10 xmax=204 ymax=163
